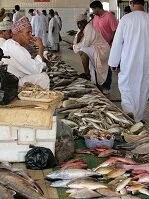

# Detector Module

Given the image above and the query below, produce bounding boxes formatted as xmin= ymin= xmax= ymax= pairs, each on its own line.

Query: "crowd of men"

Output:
xmin=0 ymin=0 xmax=148 ymax=123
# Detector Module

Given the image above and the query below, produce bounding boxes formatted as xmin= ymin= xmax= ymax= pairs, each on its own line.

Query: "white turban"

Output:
xmin=0 ymin=21 xmax=12 ymax=31
xmin=76 ymin=14 xmax=87 ymax=22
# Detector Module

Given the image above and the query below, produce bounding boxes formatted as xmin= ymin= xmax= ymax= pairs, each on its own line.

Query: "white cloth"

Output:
xmin=73 ymin=23 xmax=110 ymax=85
xmin=40 ymin=14 xmax=49 ymax=47
xmin=31 ymin=14 xmax=43 ymax=39
xmin=0 ymin=38 xmax=6 ymax=47
xmin=108 ymin=11 xmax=149 ymax=122
xmin=48 ymin=17 xmax=60 ymax=51
xmin=54 ymin=15 xmax=62 ymax=30
xmin=13 ymin=11 xmax=22 ymax=22
xmin=1 ymin=39 xmax=50 ymax=89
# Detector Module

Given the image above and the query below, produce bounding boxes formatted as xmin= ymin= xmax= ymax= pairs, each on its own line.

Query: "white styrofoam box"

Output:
xmin=0 ymin=116 xmax=57 ymax=162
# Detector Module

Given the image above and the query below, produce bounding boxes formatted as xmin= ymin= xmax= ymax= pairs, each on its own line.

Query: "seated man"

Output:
xmin=1 ymin=16 xmax=49 ymax=89
xmin=73 ymin=14 xmax=110 ymax=90
xmin=0 ymin=20 xmax=12 ymax=47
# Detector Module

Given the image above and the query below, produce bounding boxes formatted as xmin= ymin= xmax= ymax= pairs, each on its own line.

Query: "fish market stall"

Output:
xmin=0 ymin=52 xmax=149 ymax=199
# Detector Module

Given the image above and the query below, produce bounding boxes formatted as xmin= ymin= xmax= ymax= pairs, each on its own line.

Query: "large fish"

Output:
xmin=0 ymin=184 xmax=15 ymax=199
xmin=69 ymin=188 xmax=101 ymax=199
xmin=0 ymin=169 xmax=46 ymax=199
xmin=46 ymin=169 xmax=99 ymax=180
xmin=131 ymin=143 xmax=149 ymax=154
xmin=67 ymin=177 xmax=107 ymax=190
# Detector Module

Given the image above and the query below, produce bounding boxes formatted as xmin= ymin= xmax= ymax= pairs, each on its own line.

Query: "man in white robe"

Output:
xmin=1 ymin=16 xmax=49 ymax=89
xmin=73 ymin=14 xmax=110 ymax=88
xmin=48 ymin=9 xmax=60 ymax=52
xmin=0 ymin=21 xmax=12 ymax=47
xmin=13 ymin=5 xmax=22 ymax=22
xmin=40 ymin=10 xmax=49 ymax=47
xmin=31 ymin=10 xmax=43 ymax=39
xmin=108 ymin=0 xmax=149 ymax=122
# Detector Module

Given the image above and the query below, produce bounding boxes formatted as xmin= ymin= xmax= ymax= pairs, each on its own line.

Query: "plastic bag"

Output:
xmin=25 ymin=146 xmax=56 ymax=170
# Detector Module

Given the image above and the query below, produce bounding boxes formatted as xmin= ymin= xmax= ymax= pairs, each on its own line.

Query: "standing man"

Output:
xmin=41 ymin=10 xmax=49 ymax=47
xmin=13 ymin=5 xmax=22 ymax=22
xmin=48 ymin=9 xmax=60 ymax=52
xmin=108 ymin=0 xmax=149 ymax=122
xmin=0 ymin=8 xmax=6 ymax=22
xmin=31 ymin=10 xmax=43 ymax=40
xmin=90 ymin=1 xmax=118 ymax=95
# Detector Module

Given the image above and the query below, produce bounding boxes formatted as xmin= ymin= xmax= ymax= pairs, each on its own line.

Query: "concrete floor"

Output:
xmin=58 ymin=40 xmax=149 ymax=127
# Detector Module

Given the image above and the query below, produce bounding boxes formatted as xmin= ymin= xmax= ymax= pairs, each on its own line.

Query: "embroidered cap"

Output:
xmin=12 ymin=16 xmax=31 ymax=34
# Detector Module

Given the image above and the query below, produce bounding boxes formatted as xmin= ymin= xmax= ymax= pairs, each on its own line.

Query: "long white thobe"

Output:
xmin=73 ymin=23 xmax=110 ymax=85
xmin=31 ymin=14 xmax=43 ymax=39
xmin=108 ymin=11 xmax=149 ymax=122
xmin=1 ymin=39 xmax=50 ymax=89
xmin=13 ymin=11 xmax=22 ymax=22
xmin=48 ymin=17 xmax=60 ymax=50
xmin=40 ymin=14 xmax=49 ymax=47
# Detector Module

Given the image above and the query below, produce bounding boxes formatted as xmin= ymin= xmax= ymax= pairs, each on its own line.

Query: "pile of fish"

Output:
xmin=46 ymin=156 xmax=149 ymax=198
xmin=45 ymin=55 xmax=149 ymax=161
xmin=0 ymin=163 xmax=47 ymax=199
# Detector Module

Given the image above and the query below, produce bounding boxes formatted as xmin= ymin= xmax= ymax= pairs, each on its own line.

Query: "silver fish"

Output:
xmin=50 ymin=180 xmax=71 ymax=188
xmin=69 ymin=188 xmax=101 ymax=199
xmin=46 ymin=169 xmax=99 ymax=180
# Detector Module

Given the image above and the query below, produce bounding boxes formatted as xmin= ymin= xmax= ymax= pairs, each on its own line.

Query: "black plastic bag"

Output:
xmin=25 ymin=146 xmax=56 ymax=170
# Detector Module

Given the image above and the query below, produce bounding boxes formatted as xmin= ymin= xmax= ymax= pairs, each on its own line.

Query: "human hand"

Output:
xmin=30 ymin=37 xmax=44 ymax=49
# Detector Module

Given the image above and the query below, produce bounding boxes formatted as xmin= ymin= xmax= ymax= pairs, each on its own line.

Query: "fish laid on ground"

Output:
xmin=0 ymin=169 xmax=46 ymax=199
xmin=127 ymin=184 xmax=145 ymax=192
xmin=139 ymin=187 xmax=149 ymax=196
xmin=131 ymin=143 xmax=149 ymax=154
xmin=61 ymin=119 xmax=78 ymax=128
xmin=129 ymin=122 xmax=144 ymax=134
xmin=107 ymin=168 xmax=126 ymax=179
xmin=57 ymin=103 xmax=88 ymax=113
xmin=69 ymin=188 xmax=101 ymax=199
xmin=0 ymin=184 xmax=15 ymax=199
xmin=120 ymin=163 xmax=149 ymax=172
xmin=46 ymin=169 xmax=99 ymax=180
xmin=98 ymin=196 xmax=141 ymax=199
xmin=95 ymin=167 xmax=113 ymax=175
xmin=96 ymin=188 xmax=123 ymax=197
xmin=123 ymin=133 xmax=147 ymax=143
xmin=138 ymin=174 xmax=149 ymax=183
xmin=50 ymin=180 xmax=72 ymax=188
xmin=67 ymin=177 xmax=107 ymax=190
xmin=116 ymin=178 xmax=132 ymax=192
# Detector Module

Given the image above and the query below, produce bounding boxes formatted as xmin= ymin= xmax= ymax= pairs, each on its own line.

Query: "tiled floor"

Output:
xmin=58 ymin=40 xmax=149 ymax=127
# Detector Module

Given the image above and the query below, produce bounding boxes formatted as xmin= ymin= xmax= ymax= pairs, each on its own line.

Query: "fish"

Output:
xmin=67 ymin=177 xmax=107 ymax=190
xmin=0 ymin=184 xmax=15 ymax=199
xmin=120 ymin=163 xmax=149 ymax=172
xmin=62 ymin=99 xmax=77 ymax=107
xmin=57 ymin=103 xmax=88 ymax=113
xmin=61 ymin=119 xmax=78 ymax=128
xmin=96 ymin=188 xmax=123 ymax=197
xmin=122 ymin=133 xmax=147 ymax=143
xmin=129 ymin=122 xmax=144 ymax=134
xmin=139 ymin=187 xmax=149 ymax=196
xmin=116 ymin=178 xmax=132 ymax=192
xmin=0 ymin=168 xmax=46 ymax=199
xmin=127 ymin=184 xmax=145 ymax=192
xmin=138 ymin=174 xmax=149 ymax=183
xmin=97 ymin=195 xmax=140 ymax=199
xmin=106 ymin=168 xmax=126 ymax=179
xmin=131 ymin=143 xmax=149 ymax=154
xmin=50 ymin=180 xmax=72 ymax=188
xmin=69 ymin=188 xmax=101 ymax=199
xmin=95 ymin=167 xmax=113 ymax=175
xmin=46 ymin=169 xmax=99 ymax=180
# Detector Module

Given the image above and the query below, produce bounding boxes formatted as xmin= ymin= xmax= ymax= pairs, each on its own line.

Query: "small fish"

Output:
xmin=61 ymin=119 xmax=78 ymax=128
xmin=46 ymin=169 xmax=99 ymax=180
xmin=107 ymin=168 xmax=126 ymax=179
xmin=138 ymin=174 xmax=149 ymax=183
xmin=127 ymin=184 xmax=145 ymax=192
xmin=67 ymin=177 xmax=107 ymax=190
xmin=96 ymin=188 xmax=123 ymax=197
xmin=131 ymin=143 xmax=149 ymax=154
xmin=95 ymin=167 xmax=113 ymax=175
xmin=69 ymin=188 xmax=101 ymax=199
xmin=130 ymin=122 xmax=144 ymax=134
xmin=116 ymin=178 xmax=132 ymax=192
xmin=139 ymin=187 xmax=149 ymax=196
xmin=50 ymin=180 xmax=71 ymax=188
xmin=120 ymin=163 xmax=149 ymax=172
